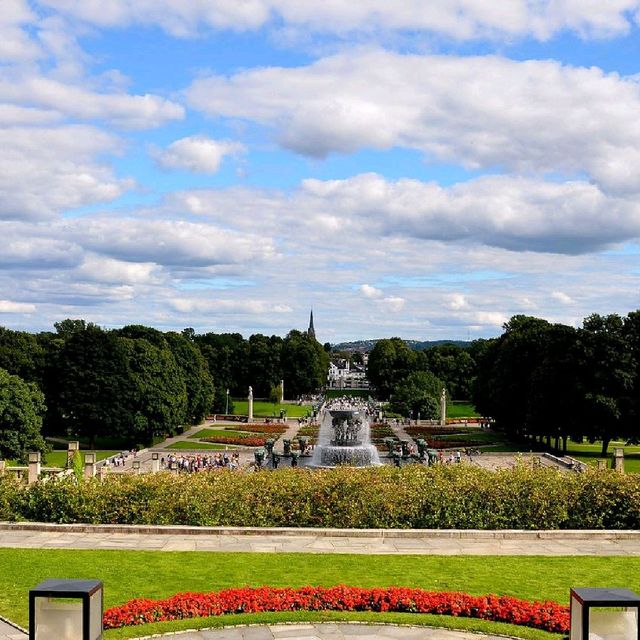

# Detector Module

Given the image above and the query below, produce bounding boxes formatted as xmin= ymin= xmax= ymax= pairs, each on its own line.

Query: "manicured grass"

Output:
xmin=232 ymin=400 xmax=310 ymax=418
xmin=559 ymin=440 xmax=640 ymax=473
xmin=6 ymin=451 xmax=119 ymax=467
xmin=165 ymin=441 xmax=233 ymax=450
xmin=0 ymin=549 xmax=638 ymax=637
xmin=447 ymin=402 xmax=480 ymax=419
xmin=189 ymin=428 xmax=258 ymax=439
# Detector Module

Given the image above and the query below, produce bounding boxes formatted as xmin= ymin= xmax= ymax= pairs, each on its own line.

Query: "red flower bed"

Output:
xmin=201 ymin=435 xmax=268 ymax=446
xmin=103 ymin=586 xmax=569 ymax=633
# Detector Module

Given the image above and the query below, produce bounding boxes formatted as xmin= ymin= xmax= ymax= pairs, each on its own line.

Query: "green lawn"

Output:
xmin=562 ymin=440 xmax=640 ymax=473
xmin=447 ymin=402 xmax=481 ymax=419
xmin=0 ymin=549 xmax=637 ymax=638
xmin=165 ymin=441 xmax=234 ymax=450
xmin=232 ymin=400 xmax=310 ymax=418
xmin=188 ymin=428 xmax=258 ymax=439
xmin=6 ymin=451 xmax=119 ymax=467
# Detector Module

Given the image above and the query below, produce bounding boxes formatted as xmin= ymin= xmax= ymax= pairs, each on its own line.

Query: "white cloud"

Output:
xmin=445 ymin=294 xmax=469 ymax=310
xmin=0 ymin=74 xmax=184 ymax=129
xmin=0 ymin=300 xmax=36 ymax=313
xmin=551 ymin=291 xmax=574 ymax=304
xmin=0 ymin=126 xmax=133 ymax=220
xmin=154 ymin=136 xmax=245 ymax=173
xmin=169 ymin=173 xmax=640 ymax=254
xmin=383 ymin=296 xmax=405 ymax=312
xmin=187 ymin=51 xmax=640 ymax=193
xmin=0 ymin=0 xmax=41 ymax=61
xmin=37 ymin=0 xmax=640 ymax=40
xmin=360 ymin=283 xmax=382 ymax=298
xmin=77 ymin=256 xmax=160 ymax=285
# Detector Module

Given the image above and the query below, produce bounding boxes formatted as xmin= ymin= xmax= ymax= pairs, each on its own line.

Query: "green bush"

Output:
xmin=3 ymin=465 xmax=640 ymax=529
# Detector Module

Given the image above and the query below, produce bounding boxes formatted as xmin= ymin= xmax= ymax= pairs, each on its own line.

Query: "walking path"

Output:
xmin=2 ymin=523 xmax=640 ymax=555
xmin=0 ymin=620 xmax=507 ymax=640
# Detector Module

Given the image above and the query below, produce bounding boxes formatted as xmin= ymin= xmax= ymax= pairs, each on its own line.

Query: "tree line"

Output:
xmin=0 ymin=320 xmax=328 ymax=460
xmin=367 ymin=311 xmax=640 ymax=456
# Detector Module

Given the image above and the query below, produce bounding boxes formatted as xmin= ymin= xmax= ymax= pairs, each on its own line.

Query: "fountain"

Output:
xmin=310 ymin=401 xmax=381 ymax=467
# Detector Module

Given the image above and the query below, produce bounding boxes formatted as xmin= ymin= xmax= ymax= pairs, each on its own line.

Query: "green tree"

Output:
xmin=247 ymin=334 xmax=282 ymax=397
xmin=576 ymin=314 xmax=633 ymax=456
xmin=165 ymin=332 xmax=214 ymax=424
xmin=389 ymin=370 xmax=443 ymax=419
xmin=471 ymin=316 xmax=553 ymax=440
xmin=367 ymin=338 xmax=417 ymax=400
xmin=280 ymin=330 xmax=328 ymax=397
xmin=0 ymin=368 xmax=47 ymax=462
xmin=419 ymin=343 xmax=476 ymax=399
xmin=55 ymin=325 xmax=132 ymax=447
xmin=120 ymin=337 xmax=188 ymax=444
xmin=0 ymin=328 xmax=46 ymax=387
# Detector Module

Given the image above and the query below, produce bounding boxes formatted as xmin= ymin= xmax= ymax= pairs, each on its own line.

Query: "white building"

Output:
xmin=327 ymin=358 xmax=369 ymax=390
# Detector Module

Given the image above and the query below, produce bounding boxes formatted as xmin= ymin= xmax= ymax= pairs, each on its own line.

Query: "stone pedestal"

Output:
xmin=613 ymin=447 xmax=625 ymax=473
xmin=151 ymin=453 xmax=160 ymax=473
xmin=84 ymin=453 xmax=96 ymax=479
xmin=99 ymin=465 xmax=108 ymax=481
xmin=67 ymin=441 xmax=79 ymax=468
xmin=597 ymin=459 xmax=607 ymax=470
xmin=0 ymin=460 xmax=4 ymax=475
xmin=28 ymin=452 xmax=41 ymax=484
xmin=132 ymin=460 xmax=141 ymax=474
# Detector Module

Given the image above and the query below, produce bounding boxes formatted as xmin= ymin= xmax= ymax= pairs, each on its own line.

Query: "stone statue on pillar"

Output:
xmin=248 ymin=385 xmax=254 ymax=422
xmin=440 ymin=388 xmax=446 ymax=427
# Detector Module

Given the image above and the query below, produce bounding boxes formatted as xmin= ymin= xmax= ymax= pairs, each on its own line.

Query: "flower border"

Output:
xmin=103 ymin=586 xmax=569 ymax=632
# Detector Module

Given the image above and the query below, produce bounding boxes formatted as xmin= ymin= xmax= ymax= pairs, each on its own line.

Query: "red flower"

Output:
xmin=103 ymin=587 xmax=569 ymax=633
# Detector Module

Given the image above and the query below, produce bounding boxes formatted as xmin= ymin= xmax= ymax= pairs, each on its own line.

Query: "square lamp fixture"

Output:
xmin=30 ymin=579 xmax=103 ymax=640
xmin=571 ymin=588 xmax=640 ymax=640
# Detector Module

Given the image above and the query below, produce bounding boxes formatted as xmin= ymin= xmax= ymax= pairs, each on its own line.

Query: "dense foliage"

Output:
xmin=3 ymin=465 xmax=640 ymax=529
xmin=0 ymin=368 xmax=47 ymax=462
xmin=103 ymin=586 xmax=569 ymax=633
xmin=0 ymin=321 xmax=327 ymax=448
xmin=472 ymin=312 xmax=640 ymax=456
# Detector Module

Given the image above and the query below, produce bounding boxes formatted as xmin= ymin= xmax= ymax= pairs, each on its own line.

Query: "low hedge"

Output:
xmin=2 ymin=465 xmax=640 ymax=528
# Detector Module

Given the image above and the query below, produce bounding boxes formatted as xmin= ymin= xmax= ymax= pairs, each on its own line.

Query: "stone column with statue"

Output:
xmin=248 ymin=386 xmax=254 ymax=422
xmin=440 ymin=388 xmax=446 ymax=427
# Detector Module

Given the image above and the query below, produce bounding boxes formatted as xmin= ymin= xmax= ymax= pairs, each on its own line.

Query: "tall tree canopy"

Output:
xmin=0 ymin=368 xmax=47 ymax=462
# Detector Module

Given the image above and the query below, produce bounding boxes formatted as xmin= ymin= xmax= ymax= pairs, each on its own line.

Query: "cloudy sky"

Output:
xmin=2 ymin=1 xmax=640 ymax=342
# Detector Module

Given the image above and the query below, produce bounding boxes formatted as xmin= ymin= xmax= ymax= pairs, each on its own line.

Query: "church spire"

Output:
xmin=307 ymin=308 xmax=316 ymax=339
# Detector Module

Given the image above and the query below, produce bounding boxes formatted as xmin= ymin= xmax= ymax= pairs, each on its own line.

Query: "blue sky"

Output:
xmin=1 ymin=1 xmax=640 ymax=342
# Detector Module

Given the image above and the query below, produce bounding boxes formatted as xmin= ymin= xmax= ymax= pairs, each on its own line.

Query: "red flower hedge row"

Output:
xmin=201 ymin=435 xmax=268 ymax=446
xmin=103 ymin=586 xmax=569 ymax=633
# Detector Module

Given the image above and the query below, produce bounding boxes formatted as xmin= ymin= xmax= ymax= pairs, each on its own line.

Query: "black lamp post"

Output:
xmin=30 ymin=579 xmax=103 ymax=640
xmin=570 ymin=588 xmax=640 ymax=640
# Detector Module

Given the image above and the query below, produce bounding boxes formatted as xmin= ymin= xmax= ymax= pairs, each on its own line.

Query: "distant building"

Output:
xmin=307 ymin=309 xmax=316 ymax=340
xmin=327 ymin=358 xmax=369 ymax=390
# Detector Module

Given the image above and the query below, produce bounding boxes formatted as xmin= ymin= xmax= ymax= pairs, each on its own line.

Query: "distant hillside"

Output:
xmin=332 ymin=339 xmax=472 ymax=352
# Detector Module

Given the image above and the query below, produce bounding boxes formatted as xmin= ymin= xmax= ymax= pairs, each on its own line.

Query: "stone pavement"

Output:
xmin=2 ymin=523 xmax=640 ymax=555
xmin=0 ymin=621 xmax=506 ymax=640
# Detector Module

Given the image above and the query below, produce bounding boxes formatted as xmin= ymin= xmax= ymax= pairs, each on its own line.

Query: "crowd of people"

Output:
xmin=164 ymin=452 xmax=241 ymax=472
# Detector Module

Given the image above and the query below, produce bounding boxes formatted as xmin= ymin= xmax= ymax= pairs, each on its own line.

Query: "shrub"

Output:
xmin=6 ymin=465 xmax=640 ymax=529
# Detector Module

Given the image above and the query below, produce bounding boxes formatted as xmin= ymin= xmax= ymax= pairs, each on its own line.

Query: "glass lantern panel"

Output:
xmin=589 ymin=609 xmax=638 ymax=640
xmin=35 ymin=597 xmax=83 ymax=640
xmin=89 ymin=589 xmax=102 ymax=639
xmin=571 ymin=599 xmax=583 ymax=640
